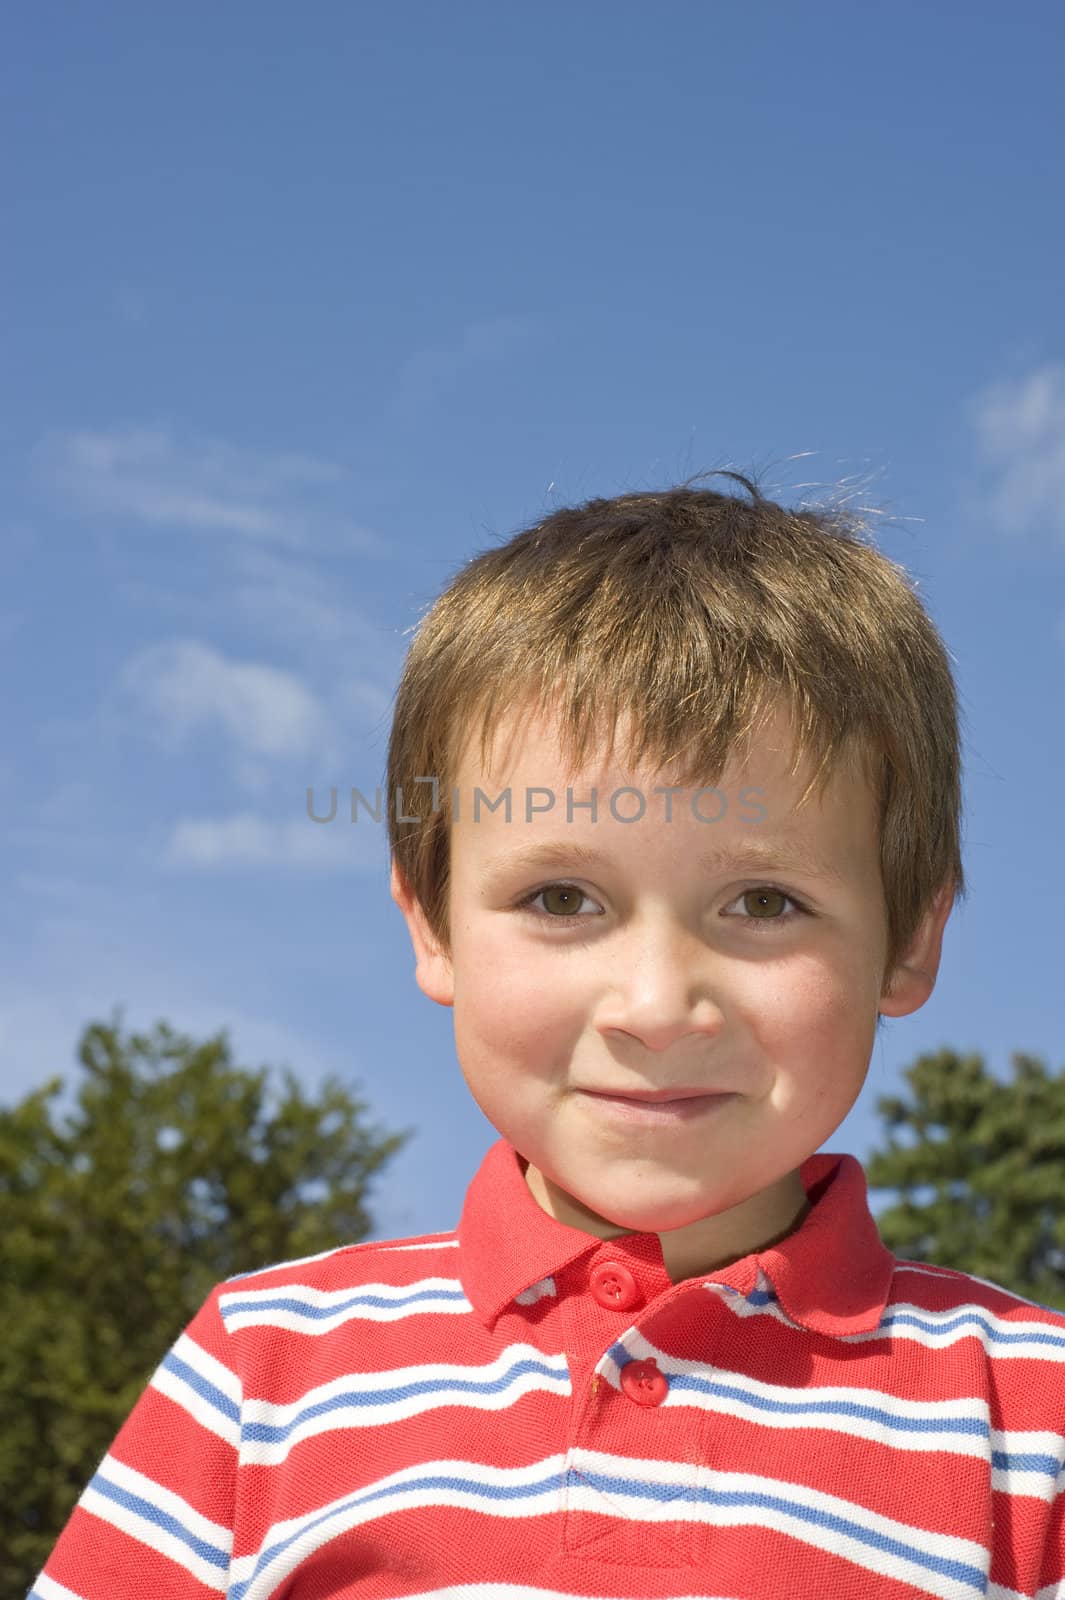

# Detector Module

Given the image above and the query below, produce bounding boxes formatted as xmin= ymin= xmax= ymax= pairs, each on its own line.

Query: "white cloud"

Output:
xmin=228 ymin=542 xmax=403 ymax=692
xmin=392 ymin=314 xmax=538 ymax=417
xmin=33 ymin=425 xmax=382 ymax=553
xmin=970 ymin=365 xmax=1065 ymax=541
xmin=163 ymin=808 xmax=387 ymax=871
xmin=225 ymin=549 xmax=400 ymax=763
xmin=113 ymin=285 xmax=147 ymax=325
xmin=116 ymin=639 xmax=328 ymax=759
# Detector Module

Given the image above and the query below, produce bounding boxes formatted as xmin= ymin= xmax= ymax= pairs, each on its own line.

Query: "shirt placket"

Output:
xmin=558 ymin=1242 xmax=712 ymax=1570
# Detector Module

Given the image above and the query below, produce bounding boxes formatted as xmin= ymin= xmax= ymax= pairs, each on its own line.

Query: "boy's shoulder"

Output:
xmin=888 ymin=1253 xmax=1065 ymax=1329
xmin=216 ymin=1223 xmax=464 ymax=1298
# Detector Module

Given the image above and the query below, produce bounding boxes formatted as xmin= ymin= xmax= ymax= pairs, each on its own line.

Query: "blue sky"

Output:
xmin=3 ymin=1 xmax=1063 ymax=1242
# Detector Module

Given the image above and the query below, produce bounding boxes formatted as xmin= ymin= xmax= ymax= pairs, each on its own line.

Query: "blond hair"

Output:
xmin=386 ymin=471 xmax=966 ymax=1005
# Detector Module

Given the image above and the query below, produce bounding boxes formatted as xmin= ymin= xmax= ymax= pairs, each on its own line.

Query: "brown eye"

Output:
xmin=517 ymin=882 xmax=601 ymax=923
xmin=742 ymin=888 xmax=788 ymax=919
xmin=539 ymin=884 xmax=585 ymax=917
xmin=727 ymin=885 xmax=808 ymax=933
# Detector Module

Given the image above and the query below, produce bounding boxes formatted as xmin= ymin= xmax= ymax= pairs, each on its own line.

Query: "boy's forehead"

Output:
xmin=451 ymin=698 xmax=880 ymax=882
xmin=460 ymin=696 xmax=806 ymax=788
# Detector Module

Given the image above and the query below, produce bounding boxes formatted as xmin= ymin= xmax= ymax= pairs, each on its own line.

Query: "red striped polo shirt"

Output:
xmin=31 ymin=1138 xmax=1065 ymax=1599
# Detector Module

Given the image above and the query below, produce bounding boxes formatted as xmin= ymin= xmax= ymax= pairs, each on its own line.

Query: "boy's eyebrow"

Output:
xmin=480 ymin=838 xmax=847 ymax=886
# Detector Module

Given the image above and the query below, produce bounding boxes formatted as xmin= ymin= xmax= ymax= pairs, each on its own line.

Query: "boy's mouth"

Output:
xmin=577 ymin=1086 xmax=738 ymax=1123
xmin=580 ymin=1085 xmax=731 ymax=1103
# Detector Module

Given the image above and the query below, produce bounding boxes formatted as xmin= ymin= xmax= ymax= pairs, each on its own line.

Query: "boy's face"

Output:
xmin=392 ymin=698 xmax=952 ymax=1283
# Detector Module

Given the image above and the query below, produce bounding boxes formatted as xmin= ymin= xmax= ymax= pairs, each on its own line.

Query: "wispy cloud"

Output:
xmin=23 ymin=424 xmax=403 ymax=878
xmin=163 ymin=808 xmax=387 ymax=871
xmin=32 ymin=424 xmax=383 ymax=553
xmin=391 ymin=314 xmax=539 ymax=418
xmin=115 ymin=639 xmax=329 ymax=759
xmin=113 ymin=285 xmax=147 ymax=325
xmin=970 ymin=365 xmax=1065 ymax=541
xmin=228 ymin=543 xmax=403 ymax=702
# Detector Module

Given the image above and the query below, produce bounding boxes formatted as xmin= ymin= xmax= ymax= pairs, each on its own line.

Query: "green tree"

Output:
xmin=865 ymin=1047 xmax=1065 ymax=1312
xmin=0 ymin=1009 xmax=414 ymax=1598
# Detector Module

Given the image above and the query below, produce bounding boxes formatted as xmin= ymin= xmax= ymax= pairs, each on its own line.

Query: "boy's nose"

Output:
xmin=595 ymin=968 xmax=725 ymax=1053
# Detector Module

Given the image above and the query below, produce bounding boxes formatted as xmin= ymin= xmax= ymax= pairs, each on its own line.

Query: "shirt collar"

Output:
xmin=458 ymin=1138 xmax=895 ymax=1338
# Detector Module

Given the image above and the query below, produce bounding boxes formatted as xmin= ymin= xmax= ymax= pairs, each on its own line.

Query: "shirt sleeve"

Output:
xmin=28 ymin=1283 xmax=240 ymax=1600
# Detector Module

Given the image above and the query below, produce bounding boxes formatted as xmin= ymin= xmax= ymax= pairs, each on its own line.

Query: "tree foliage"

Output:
xmin=0 ymin=1009 xmax=413 ymax=1598
xmin=865 ymin=1046 xmax=1065 ymax=1312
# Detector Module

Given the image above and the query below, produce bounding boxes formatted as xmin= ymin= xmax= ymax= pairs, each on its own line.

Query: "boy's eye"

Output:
xmin=520 ymin=883 xmax=597 ymax=919
xmin=515 ymin=882 xmax=808 ymax=931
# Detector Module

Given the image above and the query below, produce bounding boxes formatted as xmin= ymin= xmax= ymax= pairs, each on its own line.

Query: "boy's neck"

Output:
xmin=521 ymin=1156 xmax=813 ymax=1285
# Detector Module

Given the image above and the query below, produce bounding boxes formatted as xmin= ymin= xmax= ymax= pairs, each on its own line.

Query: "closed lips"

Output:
xmin=582 ymin=1087 xmax=730 ymax=1102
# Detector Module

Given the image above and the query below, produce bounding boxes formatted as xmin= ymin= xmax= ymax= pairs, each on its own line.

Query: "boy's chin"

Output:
xmin=524 ymin=1157 xmax=730 ymax=1238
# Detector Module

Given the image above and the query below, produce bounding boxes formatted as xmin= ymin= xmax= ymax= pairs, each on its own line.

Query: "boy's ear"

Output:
xmin=390 ymin=860 xmax=455 ymax=1008
xmin=878 ymin=880 xmax=955 ymax=1019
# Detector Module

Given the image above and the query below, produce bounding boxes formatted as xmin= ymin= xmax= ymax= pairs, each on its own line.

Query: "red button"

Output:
xmin=589 ymin=1261 xmax=640 ymax=1310
xmin=620 ymin=1356 xmax=669 ymax=1407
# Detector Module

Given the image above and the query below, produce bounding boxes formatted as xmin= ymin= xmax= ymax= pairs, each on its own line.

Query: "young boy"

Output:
xmin=32 ymin=473 xmax=1065 ymax=1599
